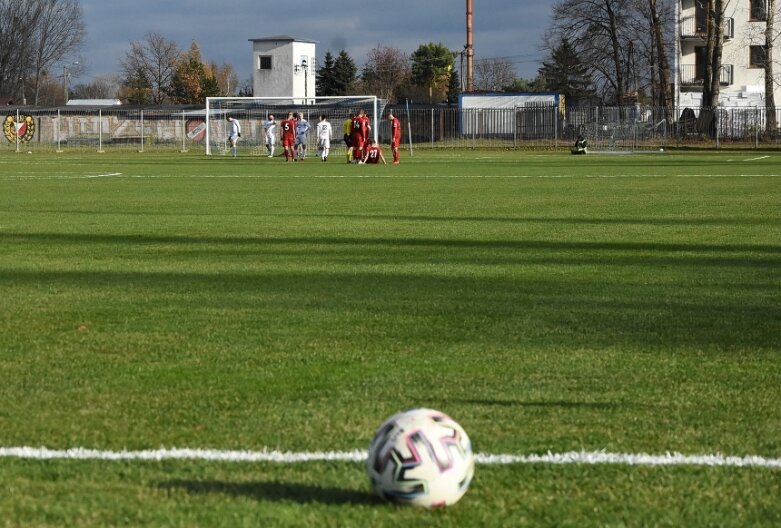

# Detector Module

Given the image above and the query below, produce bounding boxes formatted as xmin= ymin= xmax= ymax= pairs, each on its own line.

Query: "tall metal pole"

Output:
xmin=63 ymin=65 xmax=68 ymax=103
xmin=466 ymin=0 xmax=474 ymax=92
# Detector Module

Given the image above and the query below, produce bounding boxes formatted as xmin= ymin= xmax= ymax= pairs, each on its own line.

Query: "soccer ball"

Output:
xmin=366 ymin=408 xmax=474 ymax=507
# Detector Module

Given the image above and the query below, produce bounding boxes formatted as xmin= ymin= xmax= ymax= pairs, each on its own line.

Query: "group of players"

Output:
xmin=226 ymin=109 xmax=401 ymax=165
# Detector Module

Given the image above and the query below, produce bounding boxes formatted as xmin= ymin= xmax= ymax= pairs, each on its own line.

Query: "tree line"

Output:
xmin=118 ymin=35 xmax=236 ymax=105
xmin=2 ymin=0 xmax=778 ymax=124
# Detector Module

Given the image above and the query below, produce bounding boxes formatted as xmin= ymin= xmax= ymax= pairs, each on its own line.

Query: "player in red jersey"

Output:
xmin=388 ymin=110 xmax=401 ymax=164
xmin=280 ymin=112 xmax=297 ymax=161
xmin=350 ymin=109 xmax=371 ymax=162
xmin=361 ymin=139 xmax=386 ymax=164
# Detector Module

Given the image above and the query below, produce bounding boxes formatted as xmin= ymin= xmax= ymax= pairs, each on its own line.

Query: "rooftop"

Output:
xmin=248 ymin=35 xmax=318 ymax=44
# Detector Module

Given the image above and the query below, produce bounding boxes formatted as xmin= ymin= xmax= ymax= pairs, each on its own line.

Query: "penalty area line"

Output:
xmin=1 ymin=447 xmax=780 ymax=469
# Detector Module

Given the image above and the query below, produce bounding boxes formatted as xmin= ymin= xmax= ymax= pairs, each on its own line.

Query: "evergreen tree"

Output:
xmin=316 ymin=51 xmax=337 ymax=96
xmin=332 ymin=49 xmax=357 ymax=95
xmin=503 ymin=75 xmax=547 ymax=93
xmin=411 ymin=42 xmax=456 ymax=102
xmin=538 ymin=39 xmax=595 ymax=104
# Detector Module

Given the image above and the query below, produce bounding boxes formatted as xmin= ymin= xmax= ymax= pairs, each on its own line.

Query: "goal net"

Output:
xmin=204 ymin=96 xmax=384 ymax=156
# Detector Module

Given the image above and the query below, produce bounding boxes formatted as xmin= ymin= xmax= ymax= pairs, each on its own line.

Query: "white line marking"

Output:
xmin=82 ymin=172 xmax=123 ymax=178
xmin=745 ymin=155 xmax=770 ymax=161
xmin=1 ymin=447 xmax=779 ymax=469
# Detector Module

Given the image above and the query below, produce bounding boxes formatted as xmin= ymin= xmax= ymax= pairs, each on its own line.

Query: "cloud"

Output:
xmin=78 ymin=0 xmax=549 ymax=83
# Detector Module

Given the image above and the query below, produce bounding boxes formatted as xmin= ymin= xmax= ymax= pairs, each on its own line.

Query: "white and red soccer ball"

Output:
xmin=366 ymin=408 xmax=475 ymax=507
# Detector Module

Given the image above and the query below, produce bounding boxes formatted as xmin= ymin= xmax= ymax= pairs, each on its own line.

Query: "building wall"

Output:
xmin=251 ymin=39 xmax=315 ymax=101
xmin=290 ymin=42 xmax=316 ymax=102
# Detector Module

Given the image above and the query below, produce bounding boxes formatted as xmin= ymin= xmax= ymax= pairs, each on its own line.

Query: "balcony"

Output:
xmin=680 ymin=64 xmax=734 ymax=89
xmin=680 ymin=16 xmax=734 ymax=40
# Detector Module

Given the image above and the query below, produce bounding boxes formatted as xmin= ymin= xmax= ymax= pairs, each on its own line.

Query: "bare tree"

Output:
xmin=70 ymin=75 xmax=119 ymax=99
xmin=211 ymin=61 xmax=238 ymax=96
xmin=473 ymin=57 xmax=517 ymax=91
xmin=742 ymin=0 xmax=779 ymax=134
xmin=648 ymin=0 xmax=673 ymax=112
xmin=766 ymin=0 xmax=777 ymax=133
xmin=120 ymin=32 xmax=180 ymax=104
xmin=701 ymin=0 xmax=731 ymax=108
xmin=0 ymin=0 xmax=40 ymax=99
xmin=30 ymin=0 xmax=86 ymax=104
xmin=360 ymin=45 xmax=410 ymax=102
xmin=551 ymin=0 xmax=634 ymax=104
xmin=2 ymin=0 xmax=85 ymax=104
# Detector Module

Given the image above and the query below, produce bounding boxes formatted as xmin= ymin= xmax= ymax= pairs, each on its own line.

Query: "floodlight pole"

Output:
xmin=296 ymin=59 xmax=309 ymax=104
xmin=466 ymin=0 xmax=474 ymax=92
xmin=62 ymin=61 xmax=79 ymax=104
xmin=303 ymin=59 xmax=308 ymax=103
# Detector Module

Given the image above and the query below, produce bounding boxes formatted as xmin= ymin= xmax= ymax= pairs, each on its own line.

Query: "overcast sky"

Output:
xmin=78 ymin=0 xmax=550 ymax=86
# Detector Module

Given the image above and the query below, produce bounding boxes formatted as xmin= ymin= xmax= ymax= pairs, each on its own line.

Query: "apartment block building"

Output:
xmin=677 ymin=0 xmax=778 ymax=107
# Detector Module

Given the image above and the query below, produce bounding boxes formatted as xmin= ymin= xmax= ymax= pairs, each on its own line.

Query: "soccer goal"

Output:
xmin=204 ymin=96 xmax=384 ymax=156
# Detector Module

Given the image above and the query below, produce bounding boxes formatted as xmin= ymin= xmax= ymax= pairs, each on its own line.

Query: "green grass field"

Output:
xmin=1 ymin=149 xmax=780 ymax=526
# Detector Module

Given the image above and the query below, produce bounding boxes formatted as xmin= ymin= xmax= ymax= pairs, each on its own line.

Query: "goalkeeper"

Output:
xmin=263 ymin=114 xmax=277 ymax=158
xmin=227 ymin=116 xmax=241 ymax=157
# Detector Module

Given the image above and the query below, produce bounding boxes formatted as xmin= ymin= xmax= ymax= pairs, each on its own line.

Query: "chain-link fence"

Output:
xmin=1 ymin=107 xmax=203 ymax=153
xmin=4 ymin=104 xmax=781 ymax=153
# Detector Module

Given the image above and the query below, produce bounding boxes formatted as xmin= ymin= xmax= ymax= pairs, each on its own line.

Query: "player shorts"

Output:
xmin=266 ymin=134 xmax=276 ymax=146
xmin=282 ymin=135 xmax=295 ymax=148
xmin=351 ymin=134 xmax=365 ymax=152
xmin=318 ymin=137 xmax=330 ymax=150
xmin=343 ymin=134 xmax=351 ymax=147
xmin=295 ymin=134 xmax=307 ymax=147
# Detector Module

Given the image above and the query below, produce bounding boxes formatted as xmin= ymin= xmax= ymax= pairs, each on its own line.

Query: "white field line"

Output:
xmin=76 ymin=172 xmax=123 ymax=178
xmin=745 ymin=155 xmax=770 ymax=161
xmin=1 ymin=447 xmax=780 ymax=469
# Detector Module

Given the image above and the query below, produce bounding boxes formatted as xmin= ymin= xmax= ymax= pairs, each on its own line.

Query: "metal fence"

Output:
xmin=4 ymin=104 xmax=781 ymax=153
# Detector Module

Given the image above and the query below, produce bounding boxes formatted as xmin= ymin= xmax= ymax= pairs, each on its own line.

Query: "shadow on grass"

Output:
xmin=158 ymin=479 xmax=380 ymax=505
xmin=2 ymin=232 xmax=780 ymax=350
xmin=10 ymin=212 xmax=781 ymax=227
xmin=3 ymin=231 xmax=781 ymax=255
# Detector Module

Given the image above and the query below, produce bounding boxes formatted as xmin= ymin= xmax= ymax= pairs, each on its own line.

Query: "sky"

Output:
xmin=77 ymin=0 xmax=551 ymax=87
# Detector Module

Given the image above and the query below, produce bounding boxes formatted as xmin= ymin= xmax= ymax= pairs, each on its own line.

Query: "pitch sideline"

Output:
xmin=1 ymin=446 xmax=780 ymax=469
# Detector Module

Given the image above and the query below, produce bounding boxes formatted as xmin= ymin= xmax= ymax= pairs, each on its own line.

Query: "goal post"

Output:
xmin=204 ymin=96 xmax=383 ymax=156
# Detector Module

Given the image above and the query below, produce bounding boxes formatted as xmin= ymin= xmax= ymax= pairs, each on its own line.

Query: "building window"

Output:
xmin=258 ymin=55 xmax=272 ymax=70
xmin=750 ymin=45 xmax=767 ymax=68
xmin=750 ymin=0 xmax=766 ymax=21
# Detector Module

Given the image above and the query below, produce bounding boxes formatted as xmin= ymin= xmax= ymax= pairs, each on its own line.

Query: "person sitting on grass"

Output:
xmin=571 ymin=135 xmax=588 ymax=155
xmin=360 ymin=139 xmax=387 ymax=165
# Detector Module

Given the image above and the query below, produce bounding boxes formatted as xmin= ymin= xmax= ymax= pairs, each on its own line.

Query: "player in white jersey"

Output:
xmin=316 ymin=115 xmax=333 ymax=162
xmin=294 ymin=113 xmax=311 ymax=160
xmin=263 ymin=114 xmax=277 ymax=158
xmin=226 ymin=116 xmax=241 ymax=157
